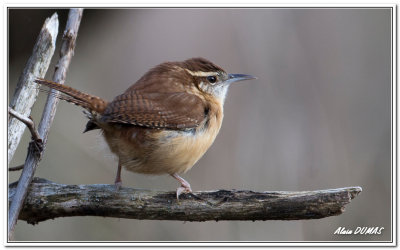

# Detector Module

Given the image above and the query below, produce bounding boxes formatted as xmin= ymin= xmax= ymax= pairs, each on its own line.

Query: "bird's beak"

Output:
xmin=225 ymin=74 xmax=257 ymax=84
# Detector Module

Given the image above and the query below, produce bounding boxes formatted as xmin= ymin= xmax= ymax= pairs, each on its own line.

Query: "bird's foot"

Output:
xmin=176 ymin=184 xmax=192 ymax=200
xmin=171 ymin=173 xmax=193 ymax=200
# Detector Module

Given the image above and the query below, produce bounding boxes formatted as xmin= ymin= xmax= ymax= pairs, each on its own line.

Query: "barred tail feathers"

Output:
xmin=34 ymin=78 xmax=108 ymax=114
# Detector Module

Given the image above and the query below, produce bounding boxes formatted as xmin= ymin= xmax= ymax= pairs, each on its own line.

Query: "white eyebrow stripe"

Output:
xmin=184 ymin=69 xmax=219 ymax=77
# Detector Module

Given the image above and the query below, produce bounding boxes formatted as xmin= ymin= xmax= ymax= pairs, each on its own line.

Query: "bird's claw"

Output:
xmin=176 ymin=185 xmax=192 ymax=200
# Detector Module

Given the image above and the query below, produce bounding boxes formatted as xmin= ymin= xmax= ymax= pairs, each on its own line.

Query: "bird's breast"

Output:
xmin=148 ymin=107 xmax=224 ymax=174
xmin=102 ymin=102 xmax=224 ymax=175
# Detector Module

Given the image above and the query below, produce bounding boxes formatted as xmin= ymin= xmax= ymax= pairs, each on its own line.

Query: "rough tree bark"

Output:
xmin=8 ymin=9 xmax=83 ymax=239
xmin=9 ymin=178 xmax=362 ymax=224
xmin=8 ymin=13 xmax=58 ymax=164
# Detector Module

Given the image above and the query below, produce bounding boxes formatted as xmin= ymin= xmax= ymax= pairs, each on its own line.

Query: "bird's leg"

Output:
xmin=114 ymin=161 xmax=122 ymax=191
xmin=171 ymin=173 xmax=192 ymax=199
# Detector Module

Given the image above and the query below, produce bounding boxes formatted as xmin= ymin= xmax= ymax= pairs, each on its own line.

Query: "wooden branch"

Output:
xmin=8 ymin=164 xmax=24 ymax=172
xmin=8 ymin=13 xmax=58 ymax=164
xmin=8 ymin=9 xmax=84 ymax=239
xmin=37 ymin=8 xmax=83 ymax=145
xmin=8 ymin=178 xmax=362 ymax=224
xmin=8 ymin=108 xmax=42 ymax=172
xmin=8 ymin=107 xmax=41 ymax=144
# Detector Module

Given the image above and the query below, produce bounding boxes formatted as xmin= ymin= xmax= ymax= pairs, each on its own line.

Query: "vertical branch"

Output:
xmin=37 ymin=9 xmax=83 ymax=144
xmin=8 ymin=8 xmax=84 ymax=240
xmin=8 ymin=13 xmax=58 ymax=164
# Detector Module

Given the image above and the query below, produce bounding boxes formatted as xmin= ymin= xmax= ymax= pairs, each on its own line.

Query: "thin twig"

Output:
xmin=8 ymin=178 xmax=362 ymax=224
xmin=8 ymin=13 xmax=58 ymax=164
xmin=8 ymin=107 xmax=41 ymax=143
xmin=8 ymin=9 xmax=83 ymax=240
xmin=8 ymin=164 xmax=24 ymax=172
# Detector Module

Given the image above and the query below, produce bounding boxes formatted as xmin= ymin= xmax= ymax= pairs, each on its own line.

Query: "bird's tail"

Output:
xmin=34 ymin=78 xmax=108 ymax=114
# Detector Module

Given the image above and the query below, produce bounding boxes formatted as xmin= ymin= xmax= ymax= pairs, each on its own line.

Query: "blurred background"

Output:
xmin=9 ymin=8 xmax=392 ymax=241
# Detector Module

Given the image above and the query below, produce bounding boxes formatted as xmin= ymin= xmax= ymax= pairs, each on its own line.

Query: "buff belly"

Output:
xmin=102 ymin=113 xmax=223 ymax=175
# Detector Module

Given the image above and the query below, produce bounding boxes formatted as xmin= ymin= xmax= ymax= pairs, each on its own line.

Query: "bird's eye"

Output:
xmin=207 ymin=76 xmax=217 ymax=84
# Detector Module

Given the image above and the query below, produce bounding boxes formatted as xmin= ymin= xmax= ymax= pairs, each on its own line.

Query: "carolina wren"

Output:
xmin=35 ymin=58 xmax=256 ymax=198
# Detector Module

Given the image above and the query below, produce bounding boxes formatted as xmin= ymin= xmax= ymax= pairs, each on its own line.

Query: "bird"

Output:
xmin=35 ymin=57 xmax=256 ymax=199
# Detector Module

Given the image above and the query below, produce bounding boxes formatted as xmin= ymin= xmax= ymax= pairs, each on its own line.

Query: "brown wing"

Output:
xmin=101 ymin=90 xmax=206 ymax=130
